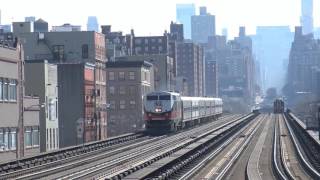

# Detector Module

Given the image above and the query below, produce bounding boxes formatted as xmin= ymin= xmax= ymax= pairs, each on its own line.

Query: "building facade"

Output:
xmin=286 ymin=27 xmax=320 ymax=102
xmin=25 ymin=60 xmax=59 ymax=152
xmin=106 ymin=61 xmax=154 ymax=137
xmin=0 ymin=42 xmax=40 ymax=162
xmin=17 ymin=31 xmax=108 ymax=147
xmin=58 ymin=63 xmax=107 ymax=147
xmin=177 ymin=42 xmax=204 ymax=96
xmin=191 ymin=7 xmax=216 ymax=44
xmin=205 ymin=60 xmax=218 ymax=97
xmin=116 ymin=54 xmax=174 ymax=92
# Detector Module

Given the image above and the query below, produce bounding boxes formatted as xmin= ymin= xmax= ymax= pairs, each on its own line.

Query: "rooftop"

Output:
xmin=106 ymin=60 xmax=152 ymax=68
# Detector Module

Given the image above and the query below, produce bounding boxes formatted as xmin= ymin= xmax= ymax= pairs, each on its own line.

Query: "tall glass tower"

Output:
xmin=176 ymin=4 xmax=195 ymax=39
xmin=87 ymin=16 xmax=99 ymax=32
xmin=301 ymin=0 xmax=313 ymax=35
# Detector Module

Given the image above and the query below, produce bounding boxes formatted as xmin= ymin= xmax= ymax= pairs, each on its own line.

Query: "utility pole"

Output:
xmin=17 ymin=42 xmax=24 ymax=159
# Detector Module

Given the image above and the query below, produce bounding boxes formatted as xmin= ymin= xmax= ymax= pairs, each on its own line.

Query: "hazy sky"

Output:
xmin=0 ymin=0 xmax=316 ymax=38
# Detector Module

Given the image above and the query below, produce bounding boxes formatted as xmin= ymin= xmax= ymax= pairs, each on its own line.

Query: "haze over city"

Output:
xmin=0 ymin=0 xmax=319 ymax=178
xmin=1 ymin=0 xmax=316 ymax=37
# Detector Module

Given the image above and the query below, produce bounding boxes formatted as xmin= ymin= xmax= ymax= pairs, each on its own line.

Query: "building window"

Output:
xmin=109 ymin=100 xmax=116 ymax=110
xmin=158 ymin=39 xmax=162 ymax=43
xmin=3 ymin=80 xmax=8 ymax=101
xmin=129 ymin=86 xmax=136 ymax=95
xmin=46 ymin=129 xmax=49 ymax=149
xmin=49 ymin=99 xmax=56 ymax=121
xmin=24 ymin=127 xmax=32 ymax=148
xmin=56 ymin=100 xmax=58 ymax=118
xmin=109 ymin=86 xmax=115 ymax=95
xmin=130 ymin=100 xmax=136 ymax=109
xmin=9 ymin=129 xmax=16 ymax=150
xmin=82 ymin=44 xmax=89 ymax=59
xmin=119 ymin=86 xmax=126 ymax=95
xmin=0 ymin=79 xmax=2 ymax=101
xmin=32 ymin=127 xmax=39 ymax=146
xmin=120 ymin=100 xmax=126 ymax=109
xmin=108 ymin=72 xmax=115 ymax=80
xmin=4 ymin=130 xmax=8 ymax=150
xmin=129 ymin=72 xmax=135 ymax=80
xmin=52 ymin=129 xmax=55 ymax=149
xmin=49 ymin=128 xmax=52 ymax=149
xmin=135 ymin=39 xmax=141 ymax=45
xmin=52 ymin=45 xmax=65 ymax=61
xmin=0 ymin=129 xmax=4 ymax=151
xmin=119 ymin=72 xmax=125 ymax=80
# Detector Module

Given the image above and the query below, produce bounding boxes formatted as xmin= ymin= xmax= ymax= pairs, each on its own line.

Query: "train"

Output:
xmin=143 ymin=91 xmax=223 ymax=134
xmin=274 ymin=99 xmax=285 ymax=114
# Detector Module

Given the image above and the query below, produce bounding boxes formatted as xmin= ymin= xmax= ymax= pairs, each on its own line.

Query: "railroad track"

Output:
xmin=272 ymin=114 xmax=320 ymax=180
xmin=59 ymin=114 xmax=245 ymax=180
xmin=112 ymin=113 xmax=258 ymax=180
xmin=281 ymin=115 xmax=320 ymax=179
xmin=245 ymin=114 xmax=274 ymax=180
xmin=0 ymin=133 xmax=146 ymax=179
xmin=181 ymin=114 xmax=267 ymax=180
xmin=0 ymin=114 xmax=240 ymax=179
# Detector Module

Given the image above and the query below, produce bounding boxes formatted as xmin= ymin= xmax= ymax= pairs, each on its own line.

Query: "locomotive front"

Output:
xmin=144 ymin=91 xmax=182 ymax=134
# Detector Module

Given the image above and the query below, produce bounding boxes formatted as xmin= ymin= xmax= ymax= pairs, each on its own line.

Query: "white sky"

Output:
xmin=0 ymin=0 xmax=318 ymax=38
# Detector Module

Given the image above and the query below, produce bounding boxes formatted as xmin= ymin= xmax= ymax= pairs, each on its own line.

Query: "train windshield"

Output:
xmin=147 ymin=95 xmax=158 ymax=100
xmin=159 ymin=95 xmax=171 ymax=100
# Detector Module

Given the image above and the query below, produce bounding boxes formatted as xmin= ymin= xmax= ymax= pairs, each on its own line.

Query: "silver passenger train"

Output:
xmin=144 ymin=91 xmax=223 ymax=133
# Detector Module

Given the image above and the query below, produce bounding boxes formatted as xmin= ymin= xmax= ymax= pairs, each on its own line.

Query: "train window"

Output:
xmin=159 ymin=95 xmax=170 ymax=100
xmin=147 ymin=96 xmax=158 ymax=100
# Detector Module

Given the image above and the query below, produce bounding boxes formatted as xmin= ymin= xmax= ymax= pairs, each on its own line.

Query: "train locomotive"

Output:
xmin=143 ymin=91 xmax=223 ymax=134
xmin=273 ymin=99 xmax=285 ymax=114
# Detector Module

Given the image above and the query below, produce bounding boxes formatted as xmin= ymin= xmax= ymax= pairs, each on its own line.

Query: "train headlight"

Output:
xmin=155 ymin=108 xmax=162 ymax=112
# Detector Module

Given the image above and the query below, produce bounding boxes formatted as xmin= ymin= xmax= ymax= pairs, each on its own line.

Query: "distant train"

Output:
xmin=143 ymin=91 xmax=223 ymax=134
xmin=274 ymin=99 xmax=285 ymax=114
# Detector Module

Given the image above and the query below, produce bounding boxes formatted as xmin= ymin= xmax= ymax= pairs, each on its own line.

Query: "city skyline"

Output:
xmin=0 ymin=0 xmax=316 ymax=38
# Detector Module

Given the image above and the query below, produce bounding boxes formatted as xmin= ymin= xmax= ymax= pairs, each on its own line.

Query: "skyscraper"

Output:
xmin=176 ymin=4 xmax=195 ymax=40
xmin=87 ymin=16 xmax=99 ymax=32
xmin=301 ymin=0 xmax=313 ymax=35
xmin=170 ymin=21 xmax=184 ymax=42
xmin=191 ymin=7 xmax=216 ymax=43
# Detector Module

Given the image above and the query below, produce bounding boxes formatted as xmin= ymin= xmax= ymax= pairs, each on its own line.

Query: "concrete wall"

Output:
xmin=25 ymin=61 xmax=59 ymax=152
xmin=58 ymin=64 xmax=84 ymax=147
xmin=18 ymin=31 xmax=99 ymax=63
